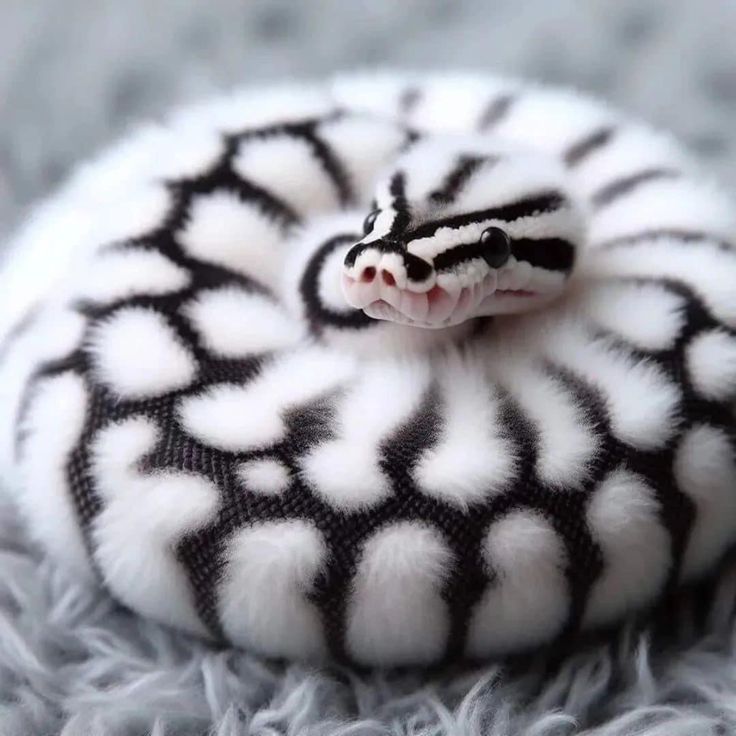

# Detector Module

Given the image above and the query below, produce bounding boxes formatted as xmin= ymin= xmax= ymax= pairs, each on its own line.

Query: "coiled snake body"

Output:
xmin=1 ymin=73 xmax=735 ymax=666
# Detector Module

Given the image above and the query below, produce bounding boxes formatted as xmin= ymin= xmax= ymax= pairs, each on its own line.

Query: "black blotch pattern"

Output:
xmin=564 ymin=127 xmax=617 ymax=168
xmin=478 ymin=93 xmax=516 ymax=130
xmin=10 ymin=106 xmax=736 ymax=668
xmin=592 ymin=168 xmax=680 ymax=209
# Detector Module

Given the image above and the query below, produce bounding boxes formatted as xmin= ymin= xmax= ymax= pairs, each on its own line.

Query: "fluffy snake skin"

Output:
xmin=1 ymin=72 xmax=735 ymax=667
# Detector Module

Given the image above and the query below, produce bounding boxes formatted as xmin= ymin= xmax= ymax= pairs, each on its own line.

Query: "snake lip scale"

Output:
xmin=342 ymin=272 xmax=539 ymax=327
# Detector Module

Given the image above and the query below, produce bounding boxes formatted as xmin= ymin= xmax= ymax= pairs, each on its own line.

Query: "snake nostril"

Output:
xmin=360 ymin=266 xmax=376 ymax=283
xmin=381 ymin=269 xmax=396 ymax=287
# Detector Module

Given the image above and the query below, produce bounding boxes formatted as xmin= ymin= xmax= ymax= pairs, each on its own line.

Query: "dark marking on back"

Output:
xmin=300 ymin=125 xmax=355 ymax=206
xmin=407 ymin=192 xmax=567 ymax=241
xmin=564 ymin=126 xmax=616 ymax=167
xmin=592 ymin=168 xmax=680 ymax=209
xmin=399 ymin=86 xmax=422 ymax=115
xmin=388 ymin=171 xmax=412 ymax=236
xmin=429 ymin=155 xmax=490 ymax=205
xmin=597 ymin=228 xmax=735 ymax=251
xmin=478 ymin=93 xmax=516 ymax=130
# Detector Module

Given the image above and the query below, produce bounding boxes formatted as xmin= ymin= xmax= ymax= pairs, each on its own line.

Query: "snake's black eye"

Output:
xmin=479 ymin=226 xmax=511 ymax=268
xmin=363 ymin=209 xmax=380 ymax=235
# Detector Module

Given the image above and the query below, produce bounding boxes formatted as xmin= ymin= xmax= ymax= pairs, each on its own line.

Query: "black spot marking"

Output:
xmin=429 ymin=155 xmax=489 ymax=205
xmin=388 ymin=171 xmax=411 ymax=236
xmin=598 ymin=229 xmax=735 ymax=251
xmin=564 ymin=127 xmax=616 ymax=167
xmin=592 ymin=168 xmax=680 ymax=209
xmin=478 ymin=93 xmax=516 ymax=130
xmin=399 ymin=86 xmax=422 ymax=115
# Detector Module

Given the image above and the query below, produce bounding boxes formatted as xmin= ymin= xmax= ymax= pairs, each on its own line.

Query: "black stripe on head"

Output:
xmin=404 ymin=252 xmax=434 ymax=282
xmin=429 ymin=155 xmax=492 ymax=205
xmin=564 ymin=126 xmax=616 ymax=167
xmin=592 ymin=168 xmax=680 ymax=209
xmin=388 ymin=171 xmax=411 ymax=236
xmin=478 ymin=93 xmax=516 ymax=130
xmin=433 ymin=241 xmax=497 ymax=272
xmin=432 ymin=236 xmax=575 ymax=274
xmin=407 ymin=191 xmax=567 ymax=241
xmin=512 ymin=237 xmax=576 ymax=272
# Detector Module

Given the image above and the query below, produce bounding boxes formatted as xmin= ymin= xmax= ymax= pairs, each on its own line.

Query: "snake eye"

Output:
xmin=479 ymin=226 xmax=511 ymax=268
xmin=363 ymin=209 xmax=380 ymax=235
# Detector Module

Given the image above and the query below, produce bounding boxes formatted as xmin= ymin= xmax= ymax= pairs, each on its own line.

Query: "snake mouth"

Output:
xmin=341 ymin=273 xmax=537 ymax=328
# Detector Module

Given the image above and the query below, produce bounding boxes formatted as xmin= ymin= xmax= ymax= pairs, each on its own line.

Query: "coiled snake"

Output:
xmin=1 ymin=72 xmax=735 ymax=666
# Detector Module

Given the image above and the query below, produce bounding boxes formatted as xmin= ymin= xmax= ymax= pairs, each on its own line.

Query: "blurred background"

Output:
xmin=1 ymin=0 xmax=736 ymax=242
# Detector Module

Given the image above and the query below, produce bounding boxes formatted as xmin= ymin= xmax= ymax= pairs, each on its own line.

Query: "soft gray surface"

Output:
xmin=2 ymin=1 xmax=736 ymax=733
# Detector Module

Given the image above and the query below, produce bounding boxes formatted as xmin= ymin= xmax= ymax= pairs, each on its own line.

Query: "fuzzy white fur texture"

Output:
xmin=1 ymin=71 xmax=735 ymax=667
xmin=90 ymin=417 xmax=219 ymax=637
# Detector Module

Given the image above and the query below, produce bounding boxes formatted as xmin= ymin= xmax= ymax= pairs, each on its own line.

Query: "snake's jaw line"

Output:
xmin=341 ymin=262 xmax=551 ymax=328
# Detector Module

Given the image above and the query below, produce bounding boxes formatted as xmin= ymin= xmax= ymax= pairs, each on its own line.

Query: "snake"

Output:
xmin=1 ymin=72 xmax=735 ymax=666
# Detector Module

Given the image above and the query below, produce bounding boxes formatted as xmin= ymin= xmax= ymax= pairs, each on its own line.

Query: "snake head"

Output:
xmin=341 ymin=138 xmax=583 ymax=328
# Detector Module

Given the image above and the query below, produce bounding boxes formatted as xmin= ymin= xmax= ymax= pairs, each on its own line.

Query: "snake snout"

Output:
xmin=342 ymin=242 xmax=453 ymax=327
xmin=343 ymin=240 xmax=434 ymax=292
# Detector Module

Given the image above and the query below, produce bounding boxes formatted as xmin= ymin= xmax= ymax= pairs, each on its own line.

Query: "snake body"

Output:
xmin=1 ymin=72 xmax=736 ymax=666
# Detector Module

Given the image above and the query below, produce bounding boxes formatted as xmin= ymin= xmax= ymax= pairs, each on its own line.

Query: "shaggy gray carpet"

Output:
xmin=2 ymin=1 xmax=736 ymax=733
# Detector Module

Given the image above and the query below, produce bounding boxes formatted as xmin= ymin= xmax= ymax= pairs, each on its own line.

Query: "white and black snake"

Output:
xmin=1 ymin=72 xmax=736 ymax=667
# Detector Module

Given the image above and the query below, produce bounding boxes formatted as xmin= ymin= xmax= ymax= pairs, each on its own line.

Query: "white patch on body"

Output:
xmin=185 ymin=287 xmax=304 ymax=357
xmin=178 ymin=347 xmax=355 ymax=452
xmin=675 ymin=425 xmax=736 ymax=580
xmin=178 ymin=191 xmax=285 ymax=289
xmin=72 ymin=248 xmax=190 ymax=304
xmin=218 ymin=519 xmax=327 ymax=660
xmin=89 ymin=307 xmax=197 ymax=399
xmin=583 ymin=469 xmax=670 ymax=627
xmin=236 ymin=458 xmax=292 ymax=496
xmin=413 ymin=352 xmax=515 ymax=507
xmin=580 ymin=281 xmax=686 ymax=352
xmin=466 ymin=510 xmax=568 ymax=657
xmin=233 ymin=135 xmax=338 ymax=217
xmin=588 ymin=240 xmax=736 ymax=327
xmin=17 ymin=372 xmax=93 ymax=580
xmin=345 ymin=522 xmax=452 ymax=666
xmin=686 ymin=330 xmax=736 ymax=401
xmin=91 ymin=417 xmax=219 ymax=636
xmin=300 ymin=358 xmax=430 ymax=511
